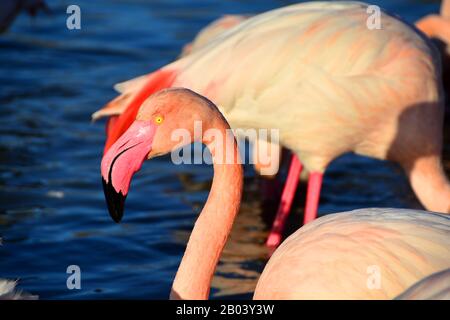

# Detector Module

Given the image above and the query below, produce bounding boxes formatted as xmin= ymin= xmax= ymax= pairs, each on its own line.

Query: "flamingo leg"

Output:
xmin=304 ymin=172 xmax=323 ymax=224
xmin=266 ymin=155 xmax=302 ymax=247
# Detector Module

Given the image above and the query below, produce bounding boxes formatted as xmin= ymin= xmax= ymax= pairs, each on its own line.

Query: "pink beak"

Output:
xmin=101 ymin=120 xmax=157 ymax=222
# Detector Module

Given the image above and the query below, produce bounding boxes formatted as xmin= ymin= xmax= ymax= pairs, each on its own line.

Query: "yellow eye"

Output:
xmin=154 ymin=115 xmax=164 ymax=125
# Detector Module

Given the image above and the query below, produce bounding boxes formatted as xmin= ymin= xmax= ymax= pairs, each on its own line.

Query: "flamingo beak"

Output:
xmin=101 ymin=120 xmax=157 ymax=222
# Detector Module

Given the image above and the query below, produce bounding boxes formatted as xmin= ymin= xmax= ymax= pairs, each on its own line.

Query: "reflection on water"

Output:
xmin=0 ymin=0 xmax=448 ymax=299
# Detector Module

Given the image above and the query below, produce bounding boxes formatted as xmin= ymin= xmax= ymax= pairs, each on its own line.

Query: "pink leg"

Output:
xmin=266 ymin=155 xmax=302 ymax=248
xmin=303 ymin=172 xmax=323 ymax=224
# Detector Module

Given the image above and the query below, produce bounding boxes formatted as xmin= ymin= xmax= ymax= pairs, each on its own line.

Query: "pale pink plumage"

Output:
xmin=101 ymin=89 xmax=450 ymax=300
xmin=255 ymin=208 xmax=450 ymax=299
xmin=180 ymin=14 xmax=249 ymax=57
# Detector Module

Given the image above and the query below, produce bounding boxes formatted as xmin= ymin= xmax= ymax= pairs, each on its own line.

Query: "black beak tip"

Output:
xmin=102 ymin=178 xmax=126 ymax=223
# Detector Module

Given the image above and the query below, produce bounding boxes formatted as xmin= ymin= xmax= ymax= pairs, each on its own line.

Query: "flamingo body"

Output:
xmin=254 ymin=208 xmax=450 ymax=299
xmin=171 ymin=2 xmax=439 ymax=173
xmin=180 ymin=15 xmax=248 ymax=57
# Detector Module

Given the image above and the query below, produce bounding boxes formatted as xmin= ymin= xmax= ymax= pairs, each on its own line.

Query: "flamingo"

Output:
xmin=94 ymin=2 xmax=450 ymax=248
xmin=180 ymin=4 xmax=450 ymax=193
xmin=181 ymin=5 xmax=450 ymax=186
xmin=100 ymin=88 xmax=450 ymax=299
xmin=0 ymin=239 xmax=36 ymax=300
xmin=416 ymin=0 xmax=450 ymax=86
xmin=0 ymin=280 xmax=36 ymax=300
xmin=395 ymin=268 xmax=450 ymax=300
xmin=0 ymin=0 xmax=48 ymax=33
xmin=415 ymin=0 xmax=450 ymax=46
xmin=180 ymin=15 xmax=249 ymax=57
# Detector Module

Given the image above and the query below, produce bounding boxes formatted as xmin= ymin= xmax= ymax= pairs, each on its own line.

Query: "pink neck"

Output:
xmin=170 ymin=123 xmax=243 ymax=300
xmin=405 ymin=155 xmax=450 ymax=214
xmin=442 ymin=0 xmax=450 ymax=17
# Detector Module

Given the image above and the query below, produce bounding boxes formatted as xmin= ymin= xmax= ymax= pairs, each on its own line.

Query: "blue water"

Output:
xmin=0 ymin=0 xmax=448 ymax=299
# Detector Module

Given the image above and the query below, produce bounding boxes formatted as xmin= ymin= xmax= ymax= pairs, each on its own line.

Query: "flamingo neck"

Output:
xmin=170 ymin=121 xmax=243 ymax=300
xmin=405 ymin=155 xmax=450 ymax=214
xmin=442 ymin=0 xmax=450 ymax=18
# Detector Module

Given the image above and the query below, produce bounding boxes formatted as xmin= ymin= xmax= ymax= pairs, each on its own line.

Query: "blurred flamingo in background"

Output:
xmin=416 ymin=0 xmax=450 ymax=86
xmin=100 ymin=88 xmax=450 ymax=299
xmin=94 ymin=2 xmax=450 ymax=248
xmin=0 ymin=280 xmax=36 ymax=300
xmin=0 ymin=0 xmax=48 ymax=33
xmin=0 ymin=239 xmax=36 ymax=300
xmin=416 ymin=0 xmax=450 ymax=46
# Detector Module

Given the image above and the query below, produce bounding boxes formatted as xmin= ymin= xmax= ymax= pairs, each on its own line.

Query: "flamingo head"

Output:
xmin=101 ymin=88 xmax=222 ymax=222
